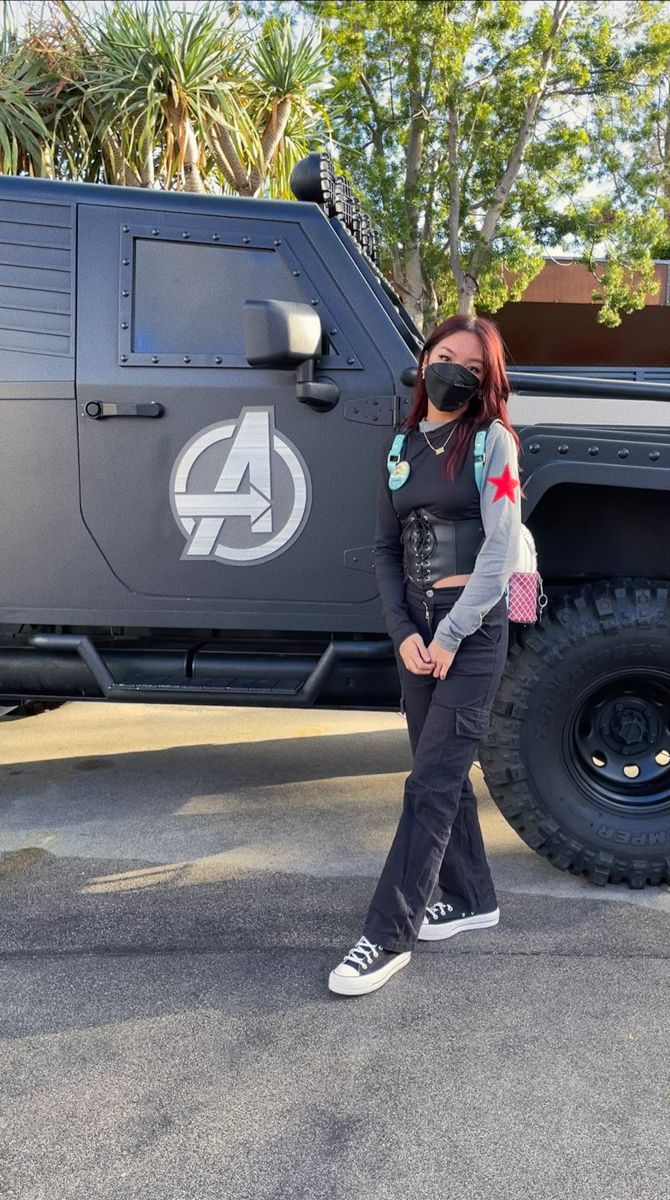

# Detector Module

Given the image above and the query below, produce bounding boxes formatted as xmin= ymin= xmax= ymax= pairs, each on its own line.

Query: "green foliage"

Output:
xmin=302 ymin=0 xmax=670 ymax=329
xmin=0 ymin=0 xmax=330 ymax=196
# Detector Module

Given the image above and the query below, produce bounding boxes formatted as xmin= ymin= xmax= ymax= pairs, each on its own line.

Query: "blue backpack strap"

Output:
xmin=387 ymin=432 xmax=407 ymax=473
xmin=473 ymin=428 xmax=487 ymax=492
xmin=474 ymin=418 xmax=503 ymax=491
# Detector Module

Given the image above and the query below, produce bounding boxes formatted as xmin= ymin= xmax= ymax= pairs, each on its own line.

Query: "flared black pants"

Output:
xmin=363 ymin=580 xmax=509 ymax=953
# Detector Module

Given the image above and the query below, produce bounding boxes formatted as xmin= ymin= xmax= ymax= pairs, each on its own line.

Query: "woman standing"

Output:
xmin=329 ymin=314 xmax=522 ymax=997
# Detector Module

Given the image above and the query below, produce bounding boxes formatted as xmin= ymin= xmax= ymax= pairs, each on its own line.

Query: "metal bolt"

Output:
xmin=215 ymin=356 xmax=223 ymax=364
xmin=121 ymin=322 xmax=128 ymax=330
xmin=122 ymin=258 xmax=130 ymax=266
xmin=529 ymin=443 xmax=540 ymax=453
xmin=120 ymin=354 xmax=128 ymax=363
xmin=311 ymin=299 xmax=319 ymax=306
xmin=242 ymin=236 xmax=251 ymax=244
xmin=182 ymin=232 xmax=190 ymax=240
xmin=650 ymin=450 xmax=660 ymax=461
xmin=212 ymin=233 xmax=220 ymax=241
xmin=183 ymin=356 xmax=191 ymax=364
xmin=330 ymin=328 xmax=338 ymax=336
xmin=122 ymin=225 xmax=129 ymax=233
xmin=347 ymin=357 xmax=355 ymax=365
xmin=292 ymin=270 xmax=300 ymax=276
xmin=151 ymin=228 xmax=159 ymax=236
xmin=152 ymin=356 xmax=159 ymax=364
xmin=274 ymin=239 xmax=282 ymax=245
xmin=588 ymin=445 xmax=599 ymax=456
xmin=558 ymin=443 xmax=569 ymax=454
xmin=618 ymin=448 xmax=629 ymax=459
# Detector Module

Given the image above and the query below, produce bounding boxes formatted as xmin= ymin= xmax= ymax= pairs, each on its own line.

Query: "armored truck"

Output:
xmin=2 ymin=151 xmax=670 ymax=890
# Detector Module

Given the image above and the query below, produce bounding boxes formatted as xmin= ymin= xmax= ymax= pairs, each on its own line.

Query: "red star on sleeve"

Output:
xmin=487 ymin=463 xmax=520 ymax=503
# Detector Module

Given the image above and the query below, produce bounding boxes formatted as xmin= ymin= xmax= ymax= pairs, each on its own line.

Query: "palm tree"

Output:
xmin=208 ymin=17 xmax=329 ymax=197
xmin=0 ymin=33 xmax=50 ymax=175
xmin=0 ymin=0 xmax=330 ymax=198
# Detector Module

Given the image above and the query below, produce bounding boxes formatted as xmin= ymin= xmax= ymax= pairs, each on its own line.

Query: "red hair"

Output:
xmin=403 ymin=314 xmax=520 ymax=481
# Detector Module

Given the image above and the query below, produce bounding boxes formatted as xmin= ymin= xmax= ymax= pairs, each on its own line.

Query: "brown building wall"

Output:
xmin=491 ymin=302 xmax=670 ymax=367
xmin=512 ymin=259 xmax=669 ymax=306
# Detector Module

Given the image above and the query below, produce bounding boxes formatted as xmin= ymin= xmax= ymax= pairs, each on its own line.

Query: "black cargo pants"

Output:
xmin=362 ymin=580 xmax=509 ymax=953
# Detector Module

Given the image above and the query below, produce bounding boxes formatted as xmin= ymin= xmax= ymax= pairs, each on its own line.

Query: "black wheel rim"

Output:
xmin=565 ymin=669 xmax=670 ymax=812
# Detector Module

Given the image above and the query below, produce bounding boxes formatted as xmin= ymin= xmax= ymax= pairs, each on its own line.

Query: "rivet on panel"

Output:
xmin=152 ymin=356 xmax=159 ymax=364
xmin=347 ymin=357 xmax=355 ymax=365
xmin=650 ymin=450 xmax=660 ymax=461
xmin=273 ymin=239 xmax=282 ymax=245
xmin=311 ymin=299 xmax=319 ymax=306
xmin=618 ymin=448 xmax=629 ymax=459
xmin=121 ymin=322 xmax=128 ymax=330
xmin=558 ymin=444 xmax=569 ymax=454
xmin=122 ymin=258 xmax=130 ymax=266
xmin=215 ymin=356 xmax=223 ymax=364
xmin=292 ymin=270 xmax=301 ymax=276
xmin=212 ymin=233 xmax=220 ymax=241
xmin=122 ymin=225 xmax=130 ymax=233
xmin=242 ymin=236 xmax=251 ymax=244
xmin=183 ymin=356 xmax=191 ymax=364
xmin=120 ymin=355 xmax=128 ymax=363
xmin=121 ymin=290 xmax=129 ymax=298
xmin=152 ymin=228 xmax=160 ymax=236
xmin=182 ymin=232 xmax=190 ymax=240
xmin=588 ymin=445 xmax=599 ymax=456
xmin=330 ymin=328 xmax=338 ymax=336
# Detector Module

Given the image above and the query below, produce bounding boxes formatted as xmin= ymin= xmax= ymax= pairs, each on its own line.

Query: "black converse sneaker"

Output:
xmin=418 ymin=901 xmax=500 ymax=941
xmin=328 ymin=936 xmax=411 ymax=996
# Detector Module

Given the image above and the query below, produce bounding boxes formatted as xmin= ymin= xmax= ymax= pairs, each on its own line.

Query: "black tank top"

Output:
xmin=388 ymin=424 xmax=482 ymax=522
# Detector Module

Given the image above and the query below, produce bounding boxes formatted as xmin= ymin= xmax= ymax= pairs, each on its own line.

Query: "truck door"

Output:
xmin=75 ymin=202 xmax=398 ymax=612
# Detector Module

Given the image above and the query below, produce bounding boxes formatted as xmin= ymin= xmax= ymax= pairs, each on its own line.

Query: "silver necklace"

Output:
xmin=422 ymin=420 xmax=460 ymax=457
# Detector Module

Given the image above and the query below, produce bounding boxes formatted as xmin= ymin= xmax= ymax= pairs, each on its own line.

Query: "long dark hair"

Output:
xmin=403 ymin=314 xmax=520 ymax=482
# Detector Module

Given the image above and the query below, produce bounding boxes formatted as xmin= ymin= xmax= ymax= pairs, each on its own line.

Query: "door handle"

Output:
xmin=84 ymin=401 xmax=163 ymax=419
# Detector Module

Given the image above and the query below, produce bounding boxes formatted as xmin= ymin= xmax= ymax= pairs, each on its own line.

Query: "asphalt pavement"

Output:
xmin=1 ymin=701 xmax=669 ymax=1200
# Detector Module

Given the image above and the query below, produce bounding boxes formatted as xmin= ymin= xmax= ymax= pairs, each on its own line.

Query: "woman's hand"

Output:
xmin=427 ymin=640 xmax=456 ymax=680
xmin=399 ymin=633 xmax=434 ymax=675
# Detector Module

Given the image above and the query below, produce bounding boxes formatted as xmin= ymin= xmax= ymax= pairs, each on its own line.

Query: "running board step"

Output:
xmin=27 ymin=634 xmax=391 ymax=708
xmin=115 ymin=677 xmax=303 ymax=696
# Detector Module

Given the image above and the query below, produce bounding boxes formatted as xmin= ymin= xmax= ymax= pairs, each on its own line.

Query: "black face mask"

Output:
xmin=424 ymin=362 xmax=480 ymax=412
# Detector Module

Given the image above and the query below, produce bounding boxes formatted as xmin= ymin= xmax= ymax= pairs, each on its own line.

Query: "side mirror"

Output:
xmin=244 ymin=299 xmax=322 ymax=368
xmin=243 ymin=297 xmax=339 ymax=412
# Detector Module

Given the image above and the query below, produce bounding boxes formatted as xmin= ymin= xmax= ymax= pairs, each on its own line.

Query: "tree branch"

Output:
xmin=467 ymin=0 xmax=573 ymax=283
xmin=447 ymin=101 xmax=464 ymax=291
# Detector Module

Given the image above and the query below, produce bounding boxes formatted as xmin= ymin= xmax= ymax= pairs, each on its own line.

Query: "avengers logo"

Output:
xmin=170 ymin=407 xmax=311 ymax=565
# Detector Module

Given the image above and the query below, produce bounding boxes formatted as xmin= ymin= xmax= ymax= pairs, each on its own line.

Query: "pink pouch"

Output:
xmin=507 ymin=571 xmax=543 ymax=623
xmin=506 ymin=527 xmax=547 ymax=624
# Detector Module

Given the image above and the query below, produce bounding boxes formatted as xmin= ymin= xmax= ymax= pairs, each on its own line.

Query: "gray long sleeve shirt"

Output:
xmin=373 ymin=417 xmax=522 ymax=654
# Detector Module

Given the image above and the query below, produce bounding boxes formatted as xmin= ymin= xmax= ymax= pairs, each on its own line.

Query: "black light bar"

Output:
xmin=290 ymin=150 xmax=380 ymax=266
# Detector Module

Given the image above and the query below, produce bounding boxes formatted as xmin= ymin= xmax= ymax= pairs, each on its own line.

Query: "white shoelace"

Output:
xmin=426 ymin=902 xmax=454 ymax=920
xmin=343 ymin=936 xmax=380 ymax=968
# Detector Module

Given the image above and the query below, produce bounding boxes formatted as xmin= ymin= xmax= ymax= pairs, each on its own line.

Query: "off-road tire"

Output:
xmin=480 ymin=578 xmax=670 ymax=888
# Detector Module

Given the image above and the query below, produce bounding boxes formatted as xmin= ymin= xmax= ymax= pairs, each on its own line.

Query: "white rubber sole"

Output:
xmin=418 ymin=907 xmax=500 ymax=942
xmin=328 ymin=951 xmax=411 ymax=996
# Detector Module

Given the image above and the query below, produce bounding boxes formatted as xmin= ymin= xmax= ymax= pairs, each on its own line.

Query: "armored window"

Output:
xmin=119 ymin=225 xmax=354 ymax=369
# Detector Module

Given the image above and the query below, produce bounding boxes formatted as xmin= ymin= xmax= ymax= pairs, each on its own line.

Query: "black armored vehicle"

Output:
xmin=2 ymin=152 xmax=670 ymax=890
